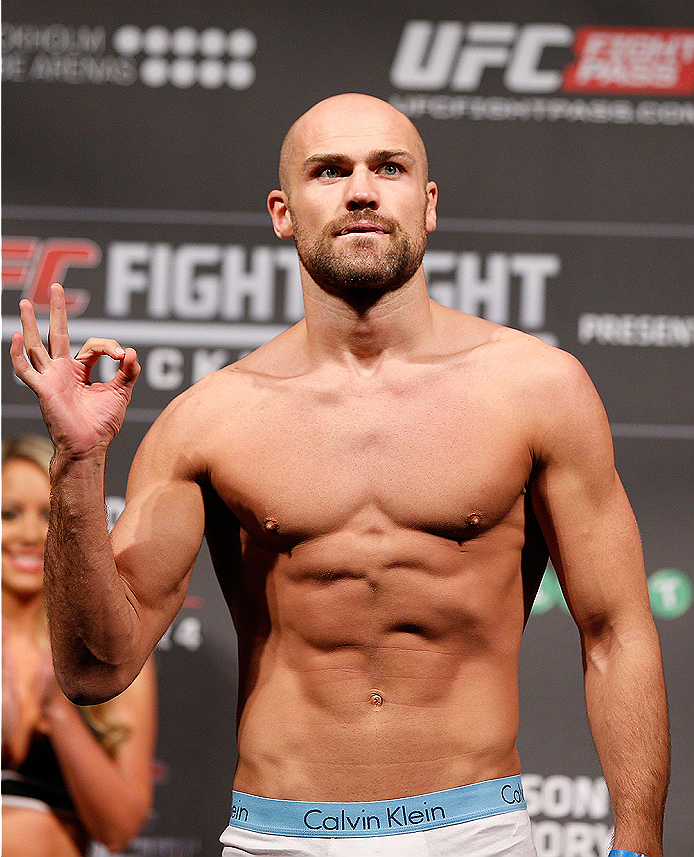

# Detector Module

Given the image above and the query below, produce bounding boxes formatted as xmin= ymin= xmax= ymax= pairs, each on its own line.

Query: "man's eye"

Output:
xmin=319 ymin=166 xmax=341 ymax=179
xmin=380 ymin=163 xmax=402 ymax=176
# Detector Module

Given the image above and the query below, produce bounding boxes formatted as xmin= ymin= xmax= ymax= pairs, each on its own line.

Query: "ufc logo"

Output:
xmin=390 ymin=21 xmax=573 ymax=92
xmin=1 ymin=237 xmax=100 ymax=313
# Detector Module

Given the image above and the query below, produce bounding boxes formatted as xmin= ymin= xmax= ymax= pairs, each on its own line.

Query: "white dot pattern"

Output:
xmin=172 ymin=27 xmax=198 ymax=56
xmin=112 ymin=25 xmax=257 ymax=88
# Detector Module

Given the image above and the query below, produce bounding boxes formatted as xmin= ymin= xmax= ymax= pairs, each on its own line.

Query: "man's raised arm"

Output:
xmin=10 ymin=284 xmax=206 ymax=704
xmin=529 ymin=348 xmax=669 ymax=857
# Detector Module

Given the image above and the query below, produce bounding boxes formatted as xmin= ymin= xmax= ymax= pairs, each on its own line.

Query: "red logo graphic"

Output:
xmin=1 ymin=237 xmax=101 ymax=313
xmin=563 ymin=27 xmax=694 ymax=94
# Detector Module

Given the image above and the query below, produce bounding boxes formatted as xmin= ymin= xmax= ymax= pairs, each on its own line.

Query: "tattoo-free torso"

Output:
xmin=187 ymin=315 xmax=549 ymax=800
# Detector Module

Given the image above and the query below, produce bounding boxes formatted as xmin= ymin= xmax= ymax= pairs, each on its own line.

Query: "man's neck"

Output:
xmin=301 ymin=272 xmax=435 ymax=372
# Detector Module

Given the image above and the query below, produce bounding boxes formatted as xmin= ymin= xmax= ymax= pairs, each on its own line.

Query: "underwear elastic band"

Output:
xmin=228 ymin=775 xmax=527 ymax=838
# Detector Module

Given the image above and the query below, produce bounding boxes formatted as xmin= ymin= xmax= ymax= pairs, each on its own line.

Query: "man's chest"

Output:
xmin=206 ymin=378 xmax=534 ymax=546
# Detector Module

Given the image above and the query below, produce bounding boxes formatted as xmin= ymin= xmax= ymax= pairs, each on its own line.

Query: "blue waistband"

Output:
xmin=228 ymin=775 xmax=526 ymax=838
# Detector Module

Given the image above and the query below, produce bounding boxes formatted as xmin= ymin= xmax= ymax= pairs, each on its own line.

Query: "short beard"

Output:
xmin=292 ymin=211 xmax=427 ymax=297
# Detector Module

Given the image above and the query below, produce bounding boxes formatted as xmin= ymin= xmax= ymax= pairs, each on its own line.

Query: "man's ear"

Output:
xmin=267 ymin=190 xmax=294 ymax=239
xmin=425 ymin=181 xmax=438 ymax=234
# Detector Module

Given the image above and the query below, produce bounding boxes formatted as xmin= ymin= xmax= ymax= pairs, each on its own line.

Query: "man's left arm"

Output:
xmin=529 ymin=348 xmax=669 ymax=857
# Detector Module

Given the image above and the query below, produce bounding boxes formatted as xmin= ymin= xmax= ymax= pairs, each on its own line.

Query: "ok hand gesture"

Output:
xmin=10 ymin=283 xmax=141 ymax=458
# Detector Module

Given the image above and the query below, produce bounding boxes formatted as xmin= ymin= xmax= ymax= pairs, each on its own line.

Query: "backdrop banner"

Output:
xmin=3 ymin=2 xmax=692 ymax=855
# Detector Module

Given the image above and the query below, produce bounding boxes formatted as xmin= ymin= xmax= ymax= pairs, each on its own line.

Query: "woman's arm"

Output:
xmin=37 ymin=655 xmax=158 ymax=852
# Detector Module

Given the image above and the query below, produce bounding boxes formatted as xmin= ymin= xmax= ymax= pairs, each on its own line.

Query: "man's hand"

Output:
xmin=10 ymin=283 xmax=140 ymax=458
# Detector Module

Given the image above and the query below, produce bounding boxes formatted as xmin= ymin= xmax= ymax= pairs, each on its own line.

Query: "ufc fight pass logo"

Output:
xmin=390 ymin=22 xmax=694 ymax=94
xmin=1 ymin=237 xmax=100 ymax=313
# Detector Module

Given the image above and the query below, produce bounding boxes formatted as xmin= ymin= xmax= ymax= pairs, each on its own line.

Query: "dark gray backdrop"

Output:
xmin=2 ymin=2 xmax=692 ymax=855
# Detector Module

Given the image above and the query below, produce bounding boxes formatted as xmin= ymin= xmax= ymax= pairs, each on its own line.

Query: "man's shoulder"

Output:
xmin=436 ymin=309 xmax=603 ymax=441
xmin=492 ymin=327 xmax=595 ymax=405
xmin=464 ymin=318 xmax=609 ymax=445
xmin=131 ymin=362 xmax=271 ymax=481
xmin=489 ymin=325 xmax=584 ymax=377
xmin=144 ymin=322 xmax=309 ymax=439
xmin=155 ymin=363 xmax=250 ymax=422
xmin=439 ymin=306 xmax=585 ymax=383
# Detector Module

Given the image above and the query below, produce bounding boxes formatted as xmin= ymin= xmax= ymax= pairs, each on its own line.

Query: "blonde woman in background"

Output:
xmin=2 ymin=434 xmax=157 ymax=857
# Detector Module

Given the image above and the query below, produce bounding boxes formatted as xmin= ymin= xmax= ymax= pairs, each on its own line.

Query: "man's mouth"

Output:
xmin=337 ymin=220 xmax=389 ymax=235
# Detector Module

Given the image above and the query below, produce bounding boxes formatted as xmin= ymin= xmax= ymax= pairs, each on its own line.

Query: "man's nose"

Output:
xmin=345 ymin=166 xmax=379 ymax=210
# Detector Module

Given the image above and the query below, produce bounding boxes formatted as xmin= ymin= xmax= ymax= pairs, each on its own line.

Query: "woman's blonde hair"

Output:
xmin=2 ymin=433 xmax=131 ymax=754
xmin=2 ymin=433 xmax=54 ymax=473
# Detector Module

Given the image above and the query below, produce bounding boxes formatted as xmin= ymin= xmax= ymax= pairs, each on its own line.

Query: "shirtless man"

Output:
xmin=11 ymin=93 xmax=668 ymax=857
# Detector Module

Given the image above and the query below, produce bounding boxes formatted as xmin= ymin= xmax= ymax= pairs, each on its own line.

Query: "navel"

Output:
xmin=369 ymin=691 xmax=384 ymax=708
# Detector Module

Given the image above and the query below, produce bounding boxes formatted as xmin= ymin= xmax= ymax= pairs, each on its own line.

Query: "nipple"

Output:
xmin=369 ymin=691 xmax=384 ymax=707
xmin=459 ymin=513 xmax=482 ymax=549
xmin=263 ymin=518 xmax=280 ymax=532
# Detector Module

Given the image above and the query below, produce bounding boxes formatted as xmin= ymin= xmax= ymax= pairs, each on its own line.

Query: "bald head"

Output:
xmin=278 ymin=93 xmax=429 ymax=195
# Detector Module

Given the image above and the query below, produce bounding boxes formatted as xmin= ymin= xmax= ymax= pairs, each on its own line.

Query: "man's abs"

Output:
xmin=230 ymin=515 xmax=532 ymax=801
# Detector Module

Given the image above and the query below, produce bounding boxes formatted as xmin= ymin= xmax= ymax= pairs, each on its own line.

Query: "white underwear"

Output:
xmin=220 ymin=776 xmax=537 ymax=856
xmin=220 ymin=809 xmax=536 ymax=855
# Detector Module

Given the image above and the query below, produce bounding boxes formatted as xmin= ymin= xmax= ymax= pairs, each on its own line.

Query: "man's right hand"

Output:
xmin=10 ymin=282 xmax=141 ymax=458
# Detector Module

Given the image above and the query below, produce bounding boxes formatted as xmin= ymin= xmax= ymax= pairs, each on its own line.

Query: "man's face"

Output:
xmin=272 ymin=96 xmax=437 ymax=295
